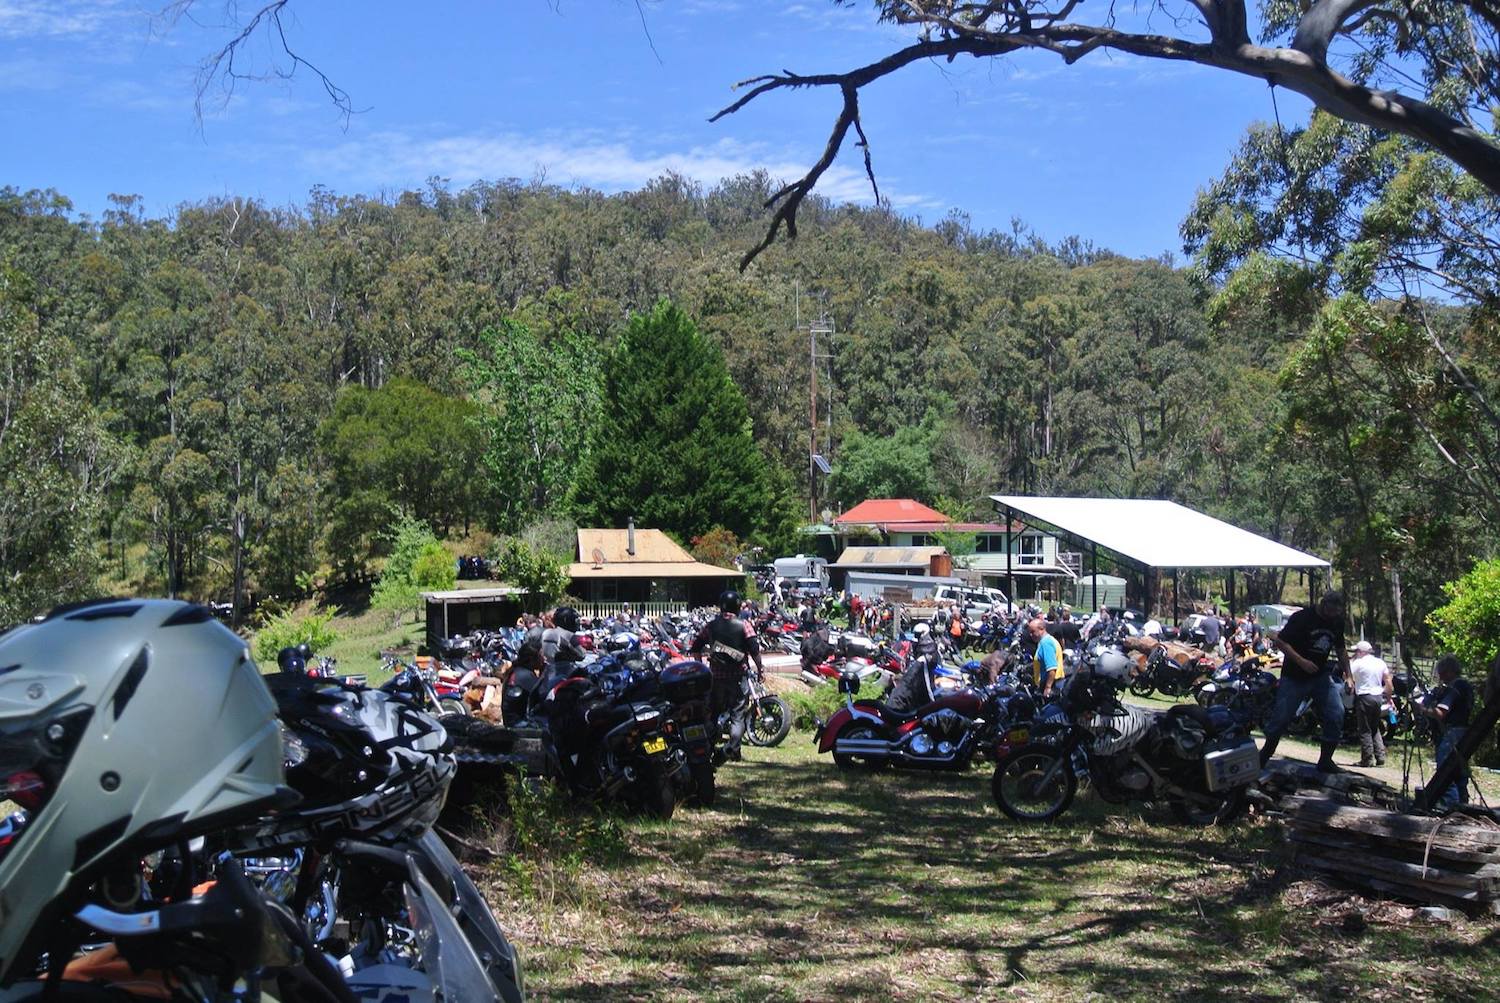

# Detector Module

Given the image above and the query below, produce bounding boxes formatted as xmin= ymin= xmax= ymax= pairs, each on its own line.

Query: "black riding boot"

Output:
xmin=1316 ymin=740 xmax=1342 ymax=774
xmin=1258 ymin=735 xmax=1280 ymax=768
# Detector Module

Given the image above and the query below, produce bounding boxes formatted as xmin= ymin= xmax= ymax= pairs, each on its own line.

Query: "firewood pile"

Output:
xmin=1281 ymin=795 xmax=1500 ymax=915
xmin=1261 ymin=762 xmax=1401 ymax=810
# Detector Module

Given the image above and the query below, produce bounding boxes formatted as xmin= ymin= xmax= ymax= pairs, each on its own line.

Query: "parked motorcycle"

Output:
xmin=815 ymin=665 xmax=1037 ymax=772
xmin=741 ymin=665 xmax=793 ymax=748
xmin=991 ymin=655 xmax=1259 ymax=825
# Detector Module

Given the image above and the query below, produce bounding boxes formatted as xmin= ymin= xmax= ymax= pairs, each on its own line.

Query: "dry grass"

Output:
xmin=462 ymin=741 xmax=1500 ymax=1002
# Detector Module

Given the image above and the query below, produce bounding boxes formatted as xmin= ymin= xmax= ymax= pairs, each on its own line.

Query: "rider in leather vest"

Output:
xmin=690 ymin=591 xmax=764 ymax=760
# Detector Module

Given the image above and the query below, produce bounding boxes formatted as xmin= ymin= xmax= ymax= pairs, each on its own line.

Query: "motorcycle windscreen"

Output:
xmin=404 ymin=862 xmax=502 ymax=1002
xmin=415 ymin=831 xmax=523 ymax=1002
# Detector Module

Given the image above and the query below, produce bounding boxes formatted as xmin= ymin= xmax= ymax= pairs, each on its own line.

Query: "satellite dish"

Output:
xmin=591 ymin=547 xmax=607 ymax=568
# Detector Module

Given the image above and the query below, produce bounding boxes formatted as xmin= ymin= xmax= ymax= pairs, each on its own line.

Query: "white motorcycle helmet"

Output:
xmin=913 ymin=623 xmax=931 ymax=637
xmin=1095 ymin=648 xmax=1134 ymax=681
xmin=0 ymin=599 xmax=288 ymax=984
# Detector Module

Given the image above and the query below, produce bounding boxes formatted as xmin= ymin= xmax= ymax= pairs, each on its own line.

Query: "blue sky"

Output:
xmin=1 ymin=0 xmax=1314 ymax=259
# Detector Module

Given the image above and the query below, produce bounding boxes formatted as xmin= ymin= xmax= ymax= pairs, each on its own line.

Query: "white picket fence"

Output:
xmin=574 ymin=601 xmax=693 ymax=621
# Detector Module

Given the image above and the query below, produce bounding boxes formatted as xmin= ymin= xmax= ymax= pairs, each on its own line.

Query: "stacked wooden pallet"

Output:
xmin=1282 ymin=795 xmax=1500 ymax=915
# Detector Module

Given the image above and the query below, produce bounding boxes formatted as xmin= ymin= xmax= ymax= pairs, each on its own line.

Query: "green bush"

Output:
xmin=411 ymin=542 xmax=457 ymax=590
xmin=1429 ymin=558 xmax=1500 ymax=671
xmin=783 ymin=683 xmax=847 ymax=731
xmin=372 ymin=517 xmax=449 ymax=611
xmin=487 ymin=776 xmax=629 ymax=901
xmin=251 ymin=608 xmax=341 ymax=664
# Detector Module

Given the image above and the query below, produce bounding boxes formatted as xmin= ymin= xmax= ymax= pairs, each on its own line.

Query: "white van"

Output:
xmin=932 ymin=585 xmax=1010 ymax=613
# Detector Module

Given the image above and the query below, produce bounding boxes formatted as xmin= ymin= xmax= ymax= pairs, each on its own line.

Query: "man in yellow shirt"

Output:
xmin=1028 ymin=617 xmax=1066 ymax=697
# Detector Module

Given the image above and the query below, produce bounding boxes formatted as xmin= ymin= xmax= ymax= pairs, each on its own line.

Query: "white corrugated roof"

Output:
xmin=989 ymin=496 xmax=1329 ymax=570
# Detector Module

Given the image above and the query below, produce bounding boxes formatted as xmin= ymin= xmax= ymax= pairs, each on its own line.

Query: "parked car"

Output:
xmin=931 ymin=584 xmax=1011 ymax=614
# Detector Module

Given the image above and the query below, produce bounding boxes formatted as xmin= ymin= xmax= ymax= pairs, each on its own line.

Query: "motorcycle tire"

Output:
xmin=1128 ymin=676 xmax=1157 ymax=698
xmin=1168 ymin=786 xmax=1247 ymax=827
xmin=636 ymin=759 xmax=677 ymax=820
xmin=745 ymin=695 xmax=792 ymax=748
xmin=831 ymin=722 xmax=888 ymax=772
xmin=687 ymin=761 xmax=717 ymax=808
xmin=991 ymin=743 xmax=1077 ymax=822
xmin=439 ymin=698 xmax=468 ymax=716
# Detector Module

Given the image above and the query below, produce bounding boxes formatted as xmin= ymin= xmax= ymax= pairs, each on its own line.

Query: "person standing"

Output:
xmin=1259 ymin=591 xmax=1350 ymax=772
xmin=690 ymin=590 xmax=764 ymax=762
xmin=1421 ymin=655 xmax=1475 ymax=808
xmin=1028 ymin=617 xmax=1066 ymax=699
xmin=1348 ymin=640 xmax=1393 ymax=767
xmin=1200 ymin=608 xmax=1222 ymax=655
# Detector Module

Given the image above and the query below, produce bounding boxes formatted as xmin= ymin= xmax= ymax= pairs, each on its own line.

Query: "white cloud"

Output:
xmin=0 ymin=0 xmax=133 ymax=39
xmin=299 ymin=130 xmax=942 ymax=210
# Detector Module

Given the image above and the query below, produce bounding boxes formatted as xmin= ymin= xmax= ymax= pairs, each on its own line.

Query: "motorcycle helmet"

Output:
xmin=554 ymin=606 xmax=580 ymax=633
xmin=719 ymin=590 xmax=742 ymax=614
xmin=277 ymin=644 xmax=307 ymax=674
xmin=295 ymin=641 xmax=313 ymax=661
xmin=245 ymin=677 xmax=454 ymax=850
xmin=1095 ymin=649 xmax=1133 ymax=681
xmin=913 ymin=622 xmax=931 ymax=637
xmin=0 ymin=599 xmax=288 ymax=984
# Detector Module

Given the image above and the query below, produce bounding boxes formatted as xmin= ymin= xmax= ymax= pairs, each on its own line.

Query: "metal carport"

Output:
xmin=989 ymin=495 xmax=1331 ymax=619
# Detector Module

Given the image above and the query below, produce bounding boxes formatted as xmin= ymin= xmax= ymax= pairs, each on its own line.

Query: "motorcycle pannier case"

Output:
xmin=1202 ymin=738 xmax=1259 ymax=791
xmin=660 ymin=660 xmax=713 ymax=701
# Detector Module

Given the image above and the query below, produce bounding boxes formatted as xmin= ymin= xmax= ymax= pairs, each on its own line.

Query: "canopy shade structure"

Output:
xmin=989 ymin=496 xmax=1329 ymax=570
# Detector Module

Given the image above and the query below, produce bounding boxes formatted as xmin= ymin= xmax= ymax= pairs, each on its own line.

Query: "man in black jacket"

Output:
xmin=1260 ymin=591 xmax=1350 ymax=771
xmin=691 ymin=591 xmax=764 ymax=761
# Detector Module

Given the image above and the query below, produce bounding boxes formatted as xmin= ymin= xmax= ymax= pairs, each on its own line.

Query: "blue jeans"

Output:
xmin=1265 ymin=671 xmax=1344 ymax=745
xmin=1436 ymin=726 xmax=1470 ymax=808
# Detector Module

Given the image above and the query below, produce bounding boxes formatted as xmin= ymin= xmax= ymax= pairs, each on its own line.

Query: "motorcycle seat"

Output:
xmin=855 ymin=699 xmax=922 ymax=722
xmin=1165 ymin=702 xmax=1225 ymax=736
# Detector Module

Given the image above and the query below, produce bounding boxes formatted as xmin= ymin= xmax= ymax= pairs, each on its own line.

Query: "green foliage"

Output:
xmin=460 ymin=322 xmax=600 ymax=532
xmin=1428 ymin=559 xmax=1500 ymax=670
xmin=372 ymin=517 xmax=446 ymax=610
xmin=783 ymin=684 xmax=848 ymax=732
xmin=491 ymin=776 xmax=628 ymax=901
xmin=252 ymin=608 xmax=341 ymax=664
xmin=492 ymin=537 xmax=571 ymax=610
xmin=321 ymin=378 xmax=487 ymax=569
xmin=0 ymin=259 xmax=118 ymax=624
xmin=572 ymin=301 xmax=774 ymax=540
xmin=828 ymin=422 xmax=938 ymax=507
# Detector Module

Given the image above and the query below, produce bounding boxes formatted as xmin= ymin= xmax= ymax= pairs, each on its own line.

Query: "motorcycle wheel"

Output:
xmin=991 ymin=743 xmax=1077 ymax=822
xmin=687 ymin=761 xmax=717 ymax=808
xmin=745 ymin=696 xmax=792 ymax=748
xmin=1128 ymin=676 xmax=1156 ymax=698
xmin=637 ymin=760 xmax=677 ymax=820
xmin=439 ymin=698 xmax=468 ymax=716
xmin=831 ymin=722 xmax=887 ymax=772
xmin=1168 ymin=787 xmax=1247 ymax=826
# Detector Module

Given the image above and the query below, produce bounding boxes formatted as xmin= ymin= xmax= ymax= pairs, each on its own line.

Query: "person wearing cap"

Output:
xmin=1260 ymin=590 xmax=1351 ymax=772
xmin=1348 ymin=640 xmax=1392 ymax=767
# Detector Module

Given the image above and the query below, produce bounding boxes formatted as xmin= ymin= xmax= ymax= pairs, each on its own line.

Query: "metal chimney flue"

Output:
xmin=627 ymin=516 xmax=636 ymax=556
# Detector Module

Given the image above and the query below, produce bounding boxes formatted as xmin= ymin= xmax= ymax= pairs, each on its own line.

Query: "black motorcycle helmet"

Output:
xmin=277 ymin=645 xmax=307 ymax=675
xmin=295 ymin=641 xmax=313 ymax=660
xmin=554 ymin=606 xmax=580 ymax=632
xmin=719 ymin=590 xmax=742 ymax=614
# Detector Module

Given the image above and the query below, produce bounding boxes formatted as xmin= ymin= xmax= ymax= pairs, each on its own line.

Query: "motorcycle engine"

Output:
xmin=920 ymin=708 xmax=971 ymax=741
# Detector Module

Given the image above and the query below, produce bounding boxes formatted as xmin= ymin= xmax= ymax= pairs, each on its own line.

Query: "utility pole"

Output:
xmin=809 ymin=312 xmax=833 ymax=522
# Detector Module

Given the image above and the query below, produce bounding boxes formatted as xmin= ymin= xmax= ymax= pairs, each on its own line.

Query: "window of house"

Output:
xmin=976 ymin=535 xmax=1003 ymax=554
xmin=1020 ymin=534 xmax=1044 ymax=565
xmin=909 ymin=534 xmax=934 ymax=547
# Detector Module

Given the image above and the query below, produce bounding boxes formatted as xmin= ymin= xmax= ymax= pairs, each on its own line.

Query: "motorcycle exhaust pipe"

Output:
xmin=833 ymin=738 xmax=891 ymax=757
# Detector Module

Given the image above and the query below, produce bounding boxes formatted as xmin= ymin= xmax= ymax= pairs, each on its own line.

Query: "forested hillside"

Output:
xmin=0 ymin=172 xmax=1491 ymax=642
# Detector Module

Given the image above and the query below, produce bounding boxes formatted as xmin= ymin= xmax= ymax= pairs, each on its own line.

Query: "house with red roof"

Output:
xmin=825 ymin=498 xmax=1077 ymax=601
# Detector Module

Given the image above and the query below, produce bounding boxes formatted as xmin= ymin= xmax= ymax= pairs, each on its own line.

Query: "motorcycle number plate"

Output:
xmin=1006 ymin=729 xmax=1029 ymax=743
xmin=682 ymin=725 xmax=707 ymax=741
xmin=642 ymin=736 xmax=668 ymax=755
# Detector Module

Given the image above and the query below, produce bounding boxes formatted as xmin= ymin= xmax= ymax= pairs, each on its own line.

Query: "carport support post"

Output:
xmin=1090 ymin=544 xmax=1099 ymax=614
xmin=1172 ymin=569 xmax=1179 ymax=627
xmin=442 ymin=598 xmax=449 ymax=641
xmin=1228 ymin=568 xmax=1235 ymax=619
xmin=1004 ymin=506 xmax=1014 ymax=613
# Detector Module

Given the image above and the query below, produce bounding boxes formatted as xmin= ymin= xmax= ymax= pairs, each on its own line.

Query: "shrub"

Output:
xmin=411 ymin=542 xmax=457 ymax=590
xmin=372 ymin=517 xmax=449 ymax=612
xmin=482 ymin=776 xmax=629 ymax=902
xmin=252 ymin=608 xmax=340 ymax=664
xmin=1428 ymin=558 xmax=1500 ymax=670
xmin=783 ymin=684 xmax=847 ymax=731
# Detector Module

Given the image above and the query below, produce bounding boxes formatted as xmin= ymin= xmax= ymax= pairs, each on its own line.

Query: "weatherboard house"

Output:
xmin=566 ymin=525 xmax=742 ymax=610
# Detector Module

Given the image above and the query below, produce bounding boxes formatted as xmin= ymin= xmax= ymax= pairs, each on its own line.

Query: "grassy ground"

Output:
xmin=466 ymin=739 xmax=1500 ymax=1002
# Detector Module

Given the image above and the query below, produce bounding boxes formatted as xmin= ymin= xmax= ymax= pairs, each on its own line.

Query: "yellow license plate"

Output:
xmin=1006 ymin=729 xmax=1029 ymax=743
xmin=642 ymin=736 xmax=668 ymax=755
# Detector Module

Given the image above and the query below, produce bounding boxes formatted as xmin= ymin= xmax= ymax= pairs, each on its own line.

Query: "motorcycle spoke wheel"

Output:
xmin=991 ymin=744 xmax=1076 ymax=822
xmin=1128 ymin=678 xmax=1156 ymax=698
xmin=746 ymin=696 xmax=792 ymax=748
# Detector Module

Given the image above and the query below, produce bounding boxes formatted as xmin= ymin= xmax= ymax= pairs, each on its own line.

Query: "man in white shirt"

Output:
xmin=1142 ymin=613 xmax=1163 ymax=638
xmin=1348 ymin=640 xmax=1392 ymax=767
